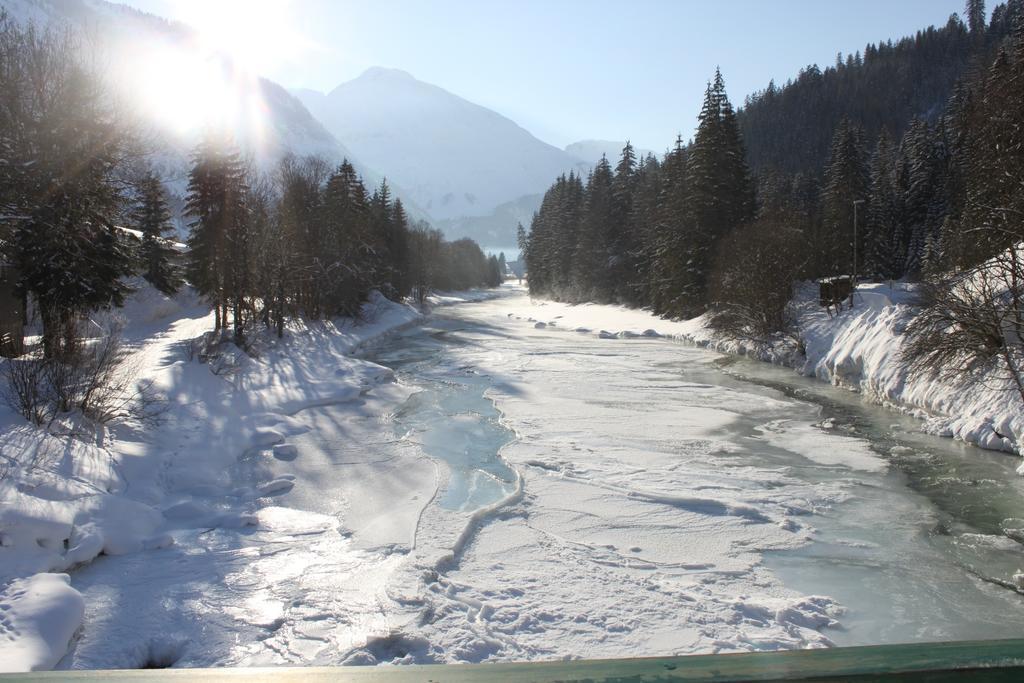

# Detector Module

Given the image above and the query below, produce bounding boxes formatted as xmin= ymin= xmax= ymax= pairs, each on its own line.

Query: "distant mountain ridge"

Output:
xmin=565 ymin=140 xmax=657 ymax=165
xmin=295 ymin=68 xmax=589 ymax=232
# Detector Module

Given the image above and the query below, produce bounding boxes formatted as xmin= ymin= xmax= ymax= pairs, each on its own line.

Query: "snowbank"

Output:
xmin=498 ymin=283 xmax=1023 ymax=461
xmin=0 ymin=573 xmax=83 ymax=672
xmin=794 ymin=283 xmax=1022 ymax=456
xmin=0 ymin=284 xmax=423 ymax=671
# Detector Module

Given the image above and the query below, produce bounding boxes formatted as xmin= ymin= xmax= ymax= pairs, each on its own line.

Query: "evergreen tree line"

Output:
xmin=523 ymin=1 xmax=1024 ymax=343
xmin=523 ymin=69 xmax=756 ymax=319
xmin=738 ymin=0 xmax=1021 ymax=177
xmin=0 ymin=12 xmax=499 ymax=361
xmin=184 ymin=146 xmax=502 ymax=345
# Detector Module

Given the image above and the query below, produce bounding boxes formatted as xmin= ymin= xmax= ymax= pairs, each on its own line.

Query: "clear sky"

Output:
xmin=118 ymin=0 xmax=974 ymax=152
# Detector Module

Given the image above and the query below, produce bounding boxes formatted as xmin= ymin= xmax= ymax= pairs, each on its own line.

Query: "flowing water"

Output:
xmin=720 ymin=356 xmax=1024 ymax=644
xmin=370 ymin=322 xmax=517 ymax=512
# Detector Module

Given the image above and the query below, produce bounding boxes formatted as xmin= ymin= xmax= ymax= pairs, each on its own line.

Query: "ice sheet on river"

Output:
xmin=387 ymin=315 xmax=851 ymax=662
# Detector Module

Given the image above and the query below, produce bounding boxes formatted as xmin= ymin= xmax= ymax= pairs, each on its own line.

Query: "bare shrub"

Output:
xmin=2 ymin=355 xmax=49 ymax=425
xmin=1 ymin=319 xmax=155 ymax=425
xmin=707 ymin=216 xmax=811 ymax=350
xmin=902 ymin=243 xmax=1024 ymax=405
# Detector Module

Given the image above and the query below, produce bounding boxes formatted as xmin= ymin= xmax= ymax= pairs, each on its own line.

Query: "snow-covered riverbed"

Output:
xmin=376 ymin=291 xmax=1024 ymax=661
xmin=10 ymin=285 xmax=1024 ymax=669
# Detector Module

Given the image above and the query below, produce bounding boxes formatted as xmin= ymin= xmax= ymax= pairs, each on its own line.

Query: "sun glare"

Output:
xmin=133 ymin=47 xmax=233 ymax=135
xmin=118 ymin=1 xmax=312 ymax=144
xmin=167 ymin=0 xmax=310 ymax=76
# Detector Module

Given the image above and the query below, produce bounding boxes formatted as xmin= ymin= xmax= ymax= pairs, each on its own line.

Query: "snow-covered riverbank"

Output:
xmin=501 ymin=283 xmax=1023 ymax=461
xmin=0 ymin=285 xmax=425 ymax=671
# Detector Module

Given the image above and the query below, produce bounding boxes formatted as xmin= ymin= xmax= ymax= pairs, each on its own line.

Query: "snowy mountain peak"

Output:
xmin=297 ymin=69 xmax=587 ymax=230
xmin=356 ymin=66 xmax=417 ymax=82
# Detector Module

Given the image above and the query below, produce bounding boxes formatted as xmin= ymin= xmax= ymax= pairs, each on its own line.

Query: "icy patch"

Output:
xmin=756 ymin=420 xmax=888 ymax=473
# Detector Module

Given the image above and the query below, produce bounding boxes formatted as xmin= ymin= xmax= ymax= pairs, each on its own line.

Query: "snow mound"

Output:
xmin=0 ymin=574 xmax=84 ymax=673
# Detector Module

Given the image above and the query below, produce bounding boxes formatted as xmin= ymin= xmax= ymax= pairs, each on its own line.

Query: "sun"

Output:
xmin=117 ymin=1 xmax=314 ymax=143
xmin=131 ymin=46 xmax=249 ymax=138
xmin=166 ymin=0 xmax=308 ymax=76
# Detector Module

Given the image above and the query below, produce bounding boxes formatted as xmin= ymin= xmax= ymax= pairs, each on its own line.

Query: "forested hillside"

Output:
xmin=522 ymin=0 xmax=1024 ymax=407
xmin=737 ymin=0 xmax=1021 ymax=176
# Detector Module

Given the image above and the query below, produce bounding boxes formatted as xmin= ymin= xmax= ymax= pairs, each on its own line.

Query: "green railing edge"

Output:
xmin=5 ymin=638 xmax=1024 ymax=682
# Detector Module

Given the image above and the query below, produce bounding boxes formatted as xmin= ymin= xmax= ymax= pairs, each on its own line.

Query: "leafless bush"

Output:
xmin=2 ymin=320 xmax=155 ymax=425
xmin=185 ymin=329 xmax=244 ymax=377
xmin=708 ymin=216 xmax=810 ymax=351
xmin=902 ymin=243 xmax=1024 ymax=405
xmin=2 ymin=354 xmax=49 ymax=425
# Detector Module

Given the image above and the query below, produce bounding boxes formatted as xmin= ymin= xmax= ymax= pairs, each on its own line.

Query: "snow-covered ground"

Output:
xmin=0 ymin=284 xmax=424 ymax=671
xmin=499 ymin=283 xmax=1024 ymax=460
xmin=2 ymin=283 xmax=1022 ymax=672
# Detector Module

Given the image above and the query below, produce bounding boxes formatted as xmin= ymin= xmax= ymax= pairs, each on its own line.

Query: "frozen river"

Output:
xmin=366 ymin=293 xmax=1024 ymax=659
xmin=62 ymin=289 xmax=1024 ymax=667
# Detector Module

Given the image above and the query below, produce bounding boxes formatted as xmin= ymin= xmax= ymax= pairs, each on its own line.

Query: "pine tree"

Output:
xmin=134 ymin=173 xmax=182 ymax=295
xmin=677 ymin=69 xmax=756 ymax=313
xmin=966 ymin=0 xmax=986 ymax=37
xmin=185 ymin=134 xmax=250 ymax=342
xmin=865 ymin=131 xmax=900 ymax=280
xmin=649 ymin=137 xmax=691 ymax=316
xmin=898 ymin=118 xmax=950 ymax=276
xmin=388 ymin=198 xmax=412 ymax=298
xmin=322 ymin=159 xmax=371 ymax=315
xmin=369 ymin=180 xmax=394 ymax=293
xmin=368 ymin=180 xmax=412 ymax=299
xmin=626 ymin=152 xmax=662 ymax=307
xmin=523 ymin=183 xmax=556 ymax=295
xmin=609 ymin=142 xmax=638 ymax=302
xmin=821 ymin=118 xmax=869 ymax=277
xmin=516 ymin=223 xmax=528 ymax=280
xmin=713 ymin=71 xmax=757 ymax=226
xmin=572 ymin=157 xmax=615 ymax=301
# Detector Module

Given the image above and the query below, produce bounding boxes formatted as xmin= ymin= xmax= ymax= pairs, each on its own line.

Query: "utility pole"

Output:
xmin=851 ymin=199 xmax=865 ymax=308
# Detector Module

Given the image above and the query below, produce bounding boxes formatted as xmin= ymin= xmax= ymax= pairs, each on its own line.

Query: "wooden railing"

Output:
xmin=4 ymin=639 xmax=1024 ymax=681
